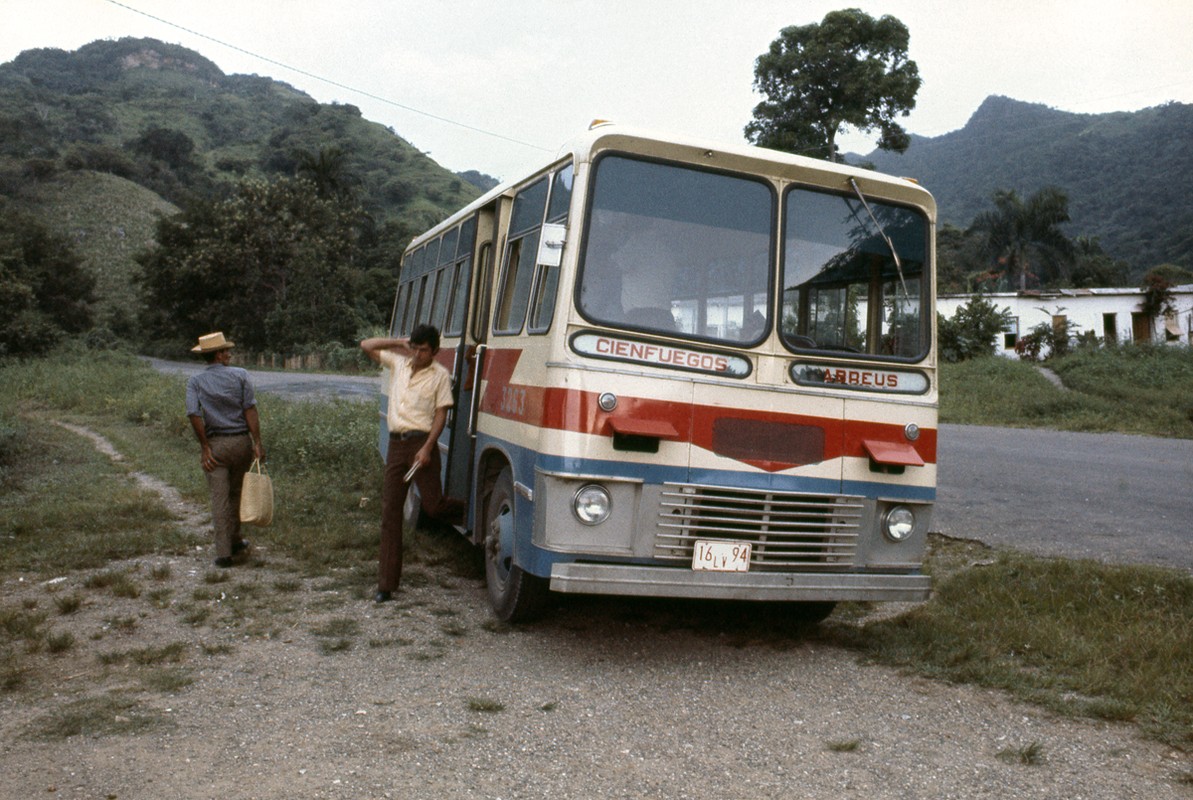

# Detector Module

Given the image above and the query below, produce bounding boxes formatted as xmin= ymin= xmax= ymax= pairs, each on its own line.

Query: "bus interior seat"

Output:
xmin=624 ymin=306 xmax=677 ymax=331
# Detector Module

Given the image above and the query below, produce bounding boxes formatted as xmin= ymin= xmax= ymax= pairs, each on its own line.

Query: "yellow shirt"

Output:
xmin=380 ymin=351 xmax=454 ymax=434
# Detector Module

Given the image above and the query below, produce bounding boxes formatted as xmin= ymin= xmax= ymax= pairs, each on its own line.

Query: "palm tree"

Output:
xmin=969 ymin=187 xmax=1073 ymax=291
xmin=294 ymin=146 xmax=358 ymax=201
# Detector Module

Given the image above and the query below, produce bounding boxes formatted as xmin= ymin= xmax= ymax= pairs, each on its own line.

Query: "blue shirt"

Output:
xmin=185 ymin=364 xmax=257 ymax=434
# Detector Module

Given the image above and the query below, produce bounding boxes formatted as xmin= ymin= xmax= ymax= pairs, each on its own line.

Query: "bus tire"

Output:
xmin=483 ymin=467 xmax=548 ymax=622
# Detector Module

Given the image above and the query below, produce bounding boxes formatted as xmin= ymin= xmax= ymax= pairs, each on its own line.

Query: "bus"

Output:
xmin=381 ymin=122 xmax=936 ymax=622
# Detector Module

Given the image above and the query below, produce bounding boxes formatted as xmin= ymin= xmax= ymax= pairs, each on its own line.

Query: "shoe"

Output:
xmin=232 ymin=539 xmax=250 ymax=555
xmin=373 ymin=590 xmax=393 ymax=603
xmin=213 ymin=557 xmax=233 ymax=568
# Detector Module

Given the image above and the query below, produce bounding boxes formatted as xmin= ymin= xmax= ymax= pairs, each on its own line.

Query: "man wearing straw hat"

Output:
xmin=185 ymin=332 xmax=265 ymax=568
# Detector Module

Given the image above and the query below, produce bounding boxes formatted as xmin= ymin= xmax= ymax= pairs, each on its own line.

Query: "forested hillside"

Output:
xmin=861 ymin=96 xmax=1193 ymax=275
xmin=0 ymin=37 xmax=488 ymax=354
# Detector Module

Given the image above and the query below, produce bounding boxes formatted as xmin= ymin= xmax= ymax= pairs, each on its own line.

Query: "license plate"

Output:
xmin=692 ymin=540 xmax=752 ymax=572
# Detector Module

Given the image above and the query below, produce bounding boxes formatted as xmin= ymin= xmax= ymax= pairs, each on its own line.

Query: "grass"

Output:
xmin=830 ymin=537 xmax=1193 ymax=750
xmin=1 ymin=346 xmax=1191 ymax=754
xmin=466 ymin=696 xmax=505 ymax=713
xmin=996 ymin=741 xmax=1045 ymax=766
xmin=940 ymin=343 xmax=1193 ymax=438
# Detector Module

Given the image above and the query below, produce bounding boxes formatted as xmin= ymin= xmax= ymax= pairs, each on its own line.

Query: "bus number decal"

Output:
xmin=500 ymin=386 xmax=528 ymax=417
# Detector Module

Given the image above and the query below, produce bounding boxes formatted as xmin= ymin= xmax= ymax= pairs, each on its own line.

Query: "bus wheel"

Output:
xmin=483 ymin=468 xmax=548 ymax=622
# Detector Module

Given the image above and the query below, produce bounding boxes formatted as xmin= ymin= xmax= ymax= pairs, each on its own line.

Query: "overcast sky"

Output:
xmin=5 ymin=0 xmax=1193 ymax=180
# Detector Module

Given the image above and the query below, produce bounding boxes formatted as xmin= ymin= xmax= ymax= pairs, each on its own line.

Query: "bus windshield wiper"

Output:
xmin=848 ymin=178 xmax=910 ymax=306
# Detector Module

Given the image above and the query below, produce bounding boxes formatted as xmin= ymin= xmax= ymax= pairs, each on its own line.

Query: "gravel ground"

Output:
xmin=0 ymin=426 xmax=1189 ymax=800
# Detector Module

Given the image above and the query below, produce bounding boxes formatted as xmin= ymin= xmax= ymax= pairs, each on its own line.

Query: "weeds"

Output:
xmin=832 ymin=540 xmax=1193 ymax=750
xmin=826 ymin=739 xmax=861 ymax=752
xmin=24 ymin=694 xmax=167 ymax=741
xmin=466 ymin=696 xmax=505 ymax=713
xmin=54 ymin=594 xmax=83 ymax=615
xmin=996 ymin=741 xmax=1045 ymax=766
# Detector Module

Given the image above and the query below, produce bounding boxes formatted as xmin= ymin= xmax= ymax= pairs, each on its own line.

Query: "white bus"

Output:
xmin=381 ymin=123 xmax=936 ymax=621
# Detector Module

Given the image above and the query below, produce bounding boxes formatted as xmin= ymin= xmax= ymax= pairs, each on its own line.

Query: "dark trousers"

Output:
xmin=204 ymin=434 xmax=253 ymax=558
xmin=378 ymin=433 xmax=464 ymax=592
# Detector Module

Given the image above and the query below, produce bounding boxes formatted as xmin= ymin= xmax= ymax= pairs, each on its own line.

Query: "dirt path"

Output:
xmin=0 ymin=425 xmax=1188 ymax=799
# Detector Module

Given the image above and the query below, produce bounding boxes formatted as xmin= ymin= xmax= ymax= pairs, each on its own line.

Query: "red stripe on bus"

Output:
xmin=478 ymin=347 xmax=936 ymax=470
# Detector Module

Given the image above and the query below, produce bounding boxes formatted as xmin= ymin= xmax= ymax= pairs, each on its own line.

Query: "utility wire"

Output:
xmin=101 ymin=0 xmax=553 ymax=154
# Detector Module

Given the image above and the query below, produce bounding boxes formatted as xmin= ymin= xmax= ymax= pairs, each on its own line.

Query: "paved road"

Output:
xmin=149 ymin=359 xmax=1192 ymax=572
xmin=936 ymin=423 xmax=1193 ymax=572
xmin=145 ymin=357 xmax=379 ymax=402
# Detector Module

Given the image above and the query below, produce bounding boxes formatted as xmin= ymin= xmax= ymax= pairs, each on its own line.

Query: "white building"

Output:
xmin=937 ymin=285 xmax=1193 ymax=358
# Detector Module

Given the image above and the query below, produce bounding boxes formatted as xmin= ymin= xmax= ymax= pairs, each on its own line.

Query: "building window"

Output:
xmin=1003 ymin=316 xmax=1019 ymax=350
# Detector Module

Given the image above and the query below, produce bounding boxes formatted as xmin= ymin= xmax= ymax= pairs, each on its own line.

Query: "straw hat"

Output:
xmin=191 ymin=332 xmax=235 ymax=353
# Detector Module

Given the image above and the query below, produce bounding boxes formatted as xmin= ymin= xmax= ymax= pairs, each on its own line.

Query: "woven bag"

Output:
xmin=239 ymin=459 xmax=274 ymax=526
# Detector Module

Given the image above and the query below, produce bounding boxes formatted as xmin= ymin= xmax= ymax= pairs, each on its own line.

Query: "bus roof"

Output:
xmin=404 ymin=122 xmax=935 ymax=254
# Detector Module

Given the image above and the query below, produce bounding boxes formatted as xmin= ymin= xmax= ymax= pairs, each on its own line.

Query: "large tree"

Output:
xmin=969 ymin=187 xmax=1074 ymax=291
xmin=745 ymin=9 xmax=921 ymax=161
xmin=0 ymin=202 xmax=95 ymax=356
xmin=137 ymin=177 xmax=386 ymax=353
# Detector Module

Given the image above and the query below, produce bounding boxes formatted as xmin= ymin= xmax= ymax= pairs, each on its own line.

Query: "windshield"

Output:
xmin=577 ymin=155 xmax=773 ymax=345
xmin=781 ymin=187 xmax=929 ymax=359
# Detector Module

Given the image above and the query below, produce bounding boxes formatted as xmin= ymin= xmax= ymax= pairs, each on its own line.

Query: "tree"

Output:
xmin=937 ymin=295 xmax=1012 ymax=363
xmin=968 ymin=187 xmax=1073 ymax=291
xmin=0 ymin=202 xmax=95 ymax=356
xmin=294 ymin=145 xmax=359 ymax=201
xmin=1069 ymin=236 xmax=1128 ymax=288
xmin=137 ymin=177 xmax=375 ymax=353
xmin=745 ymin=9 xmax=921 ymax=161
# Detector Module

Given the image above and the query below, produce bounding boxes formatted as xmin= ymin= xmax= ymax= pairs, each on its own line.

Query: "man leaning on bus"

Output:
xmin=361 ymin=324 xmax=465 ymax=603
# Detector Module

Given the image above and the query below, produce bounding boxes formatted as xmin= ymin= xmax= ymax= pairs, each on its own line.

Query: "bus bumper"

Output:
xmin=549 ymin=564 xmax=931 ymax=602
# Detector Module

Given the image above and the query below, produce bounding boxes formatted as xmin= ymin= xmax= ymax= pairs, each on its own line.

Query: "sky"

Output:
xmin=4 ymin=0 xmax=1193 ymax=181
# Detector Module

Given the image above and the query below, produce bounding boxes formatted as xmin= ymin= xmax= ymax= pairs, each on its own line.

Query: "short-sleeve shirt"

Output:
xmin=380 ymin=351 xmax=453 ymax=434
xmin=185 ymin=364 xmax=257 ymax=434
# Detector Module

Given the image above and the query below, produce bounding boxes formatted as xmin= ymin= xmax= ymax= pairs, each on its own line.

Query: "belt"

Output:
xmin=208 ymin=431 xmax=249 ymax=438
xmin=390 ymin=430 xmax=429 ymax=441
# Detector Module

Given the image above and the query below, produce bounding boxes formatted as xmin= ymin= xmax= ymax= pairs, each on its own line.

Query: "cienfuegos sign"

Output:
xmin=571 ymin=332 xmax=751 ymax=378
xmin=791 ymin=362 xmax=929 ymax=395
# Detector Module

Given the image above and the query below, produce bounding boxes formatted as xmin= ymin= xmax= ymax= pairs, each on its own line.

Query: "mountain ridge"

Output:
xmin=858 ymin=95 xmax=1193 ymax=273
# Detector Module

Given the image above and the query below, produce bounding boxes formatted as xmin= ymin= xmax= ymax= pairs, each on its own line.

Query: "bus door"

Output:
xmin=444 ymin=205 xmax=498 ymax=511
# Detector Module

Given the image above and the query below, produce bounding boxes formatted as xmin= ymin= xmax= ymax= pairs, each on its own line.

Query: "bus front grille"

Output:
xmin=653 ymin=483 xmax=864 ymax=569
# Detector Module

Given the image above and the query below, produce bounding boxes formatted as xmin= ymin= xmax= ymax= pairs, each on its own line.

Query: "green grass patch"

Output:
xmin=834 ymin=541 xmax=1193 ymax=750
xmin=23 ymin=693 xmax=169 ymax=741
xmin=941 ymin=344 xmax=1193 ymax=438
xmin=466 ymin=696 xmax=505 ymax=713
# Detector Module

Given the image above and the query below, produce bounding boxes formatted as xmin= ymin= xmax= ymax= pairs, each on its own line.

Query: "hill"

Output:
xmin=0 ymin=37 xmax=481 ymax=325
xmin=860 ymin=96 xmax=1193 ymax=274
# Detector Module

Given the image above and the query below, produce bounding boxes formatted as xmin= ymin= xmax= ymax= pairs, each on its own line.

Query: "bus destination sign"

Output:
xmin=571 ymin=332 xmax=751 ymax=378
xmin=790 ymin=362 xmax=929 ymax=395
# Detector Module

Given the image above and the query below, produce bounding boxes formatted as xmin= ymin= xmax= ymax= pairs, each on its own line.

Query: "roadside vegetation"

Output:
xmin=941 ymin=341 xmax=1193 ymax=438
xmin=0 ymin=346 xmax=1190 ymax=754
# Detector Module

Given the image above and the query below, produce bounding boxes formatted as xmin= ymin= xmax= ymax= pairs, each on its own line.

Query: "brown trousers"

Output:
xmin=378 ymin=434 xmax=464 ymax=592
xmin=204 ymin=434 xmax=253 ymax=558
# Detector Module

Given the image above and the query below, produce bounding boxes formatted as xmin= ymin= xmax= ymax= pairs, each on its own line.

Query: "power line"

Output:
xmin=101 ymin=0 xmax=553 ymax=155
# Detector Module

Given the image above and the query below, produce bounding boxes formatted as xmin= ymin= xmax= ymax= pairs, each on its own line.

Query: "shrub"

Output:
xmin=938 ymin=295 xmax=1012 ymax=362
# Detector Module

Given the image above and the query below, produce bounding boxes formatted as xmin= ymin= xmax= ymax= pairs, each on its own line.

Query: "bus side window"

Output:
xmin=471 ymin=243 xmax=492 ymax=341
xmin=495 ymin=233 xmax=539 ymax=333
xmin=527 ymin=258 xmax=560 ymax=333
xmin=391 ymin=283 xmax=409 ymax=336
xmin=527 ymin=165 xmax=572 ymax=334
xmin=430 ymin=265 xmax=452 ymax=330
xmin=494 ymin=178 xmax=548 ymax=335
xmin=413 ymin=274 xmax=430 ymax=325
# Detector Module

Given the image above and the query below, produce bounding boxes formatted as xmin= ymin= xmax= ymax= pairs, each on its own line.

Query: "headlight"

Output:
xmin=883 ymin=505 xmax=915 ymax=542
xmin=573 ymin=484 xmax=612 ymax=525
